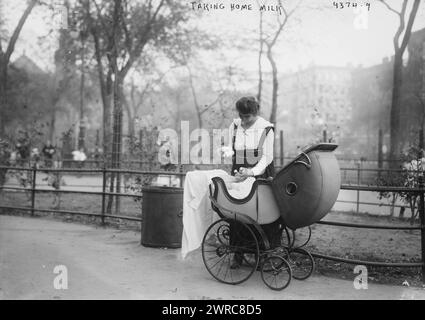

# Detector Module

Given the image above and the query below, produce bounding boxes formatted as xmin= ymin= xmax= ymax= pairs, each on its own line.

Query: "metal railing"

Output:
xmin=0 ymin=165 xmax=186 ymax=224
xmin=0 ymin=164 xmax=424 ymax=283
xmin=311 ymin=183 xmax=424 ymax=280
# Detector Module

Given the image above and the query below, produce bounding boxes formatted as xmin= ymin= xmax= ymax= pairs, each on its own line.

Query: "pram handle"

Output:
xmin=294 ymin=152 xmax=311 ymax=169
xmin=255 ymin=177 xmax=273 ymax=183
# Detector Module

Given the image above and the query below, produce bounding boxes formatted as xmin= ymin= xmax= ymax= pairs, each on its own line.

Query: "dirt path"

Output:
xmin=0 ymin=215 xmax=424 ymax=300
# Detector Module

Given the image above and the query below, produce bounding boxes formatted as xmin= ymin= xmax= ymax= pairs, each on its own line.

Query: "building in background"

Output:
xmin=276 ymin=64 xmax=353 ymax=155
xmin=11 ymin=53 xmax=45 ymax=75
xmin=348 ymin=27 xmax=425 ymax=160
xmin=276 ymin=27 xmax=425 ymax=160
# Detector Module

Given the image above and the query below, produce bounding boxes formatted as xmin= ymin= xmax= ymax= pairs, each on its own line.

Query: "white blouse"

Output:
xmin=228 ymin=116 xmax=274 ymax=177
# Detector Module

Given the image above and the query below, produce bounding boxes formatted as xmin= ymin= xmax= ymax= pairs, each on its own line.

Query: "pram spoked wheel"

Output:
xmin=280 ymin=226 xmax=292 ymax=248
xmin=260 ymin=255 xmax=292 ymax=291
xmin=202 ymin=218 xmax=259 ymax=285
xmin=292 ymin=226 xmax=312 ymax=249
xmin=286 ymin=248 xmax=315 ymax=280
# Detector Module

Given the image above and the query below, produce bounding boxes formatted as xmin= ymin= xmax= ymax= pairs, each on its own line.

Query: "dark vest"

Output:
xmin=231 ymin=123 xmax=275 ymax=179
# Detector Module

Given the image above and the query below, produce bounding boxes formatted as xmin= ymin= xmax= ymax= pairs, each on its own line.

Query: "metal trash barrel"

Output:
xmin=141 ymin=186 xmax=184 ymax=248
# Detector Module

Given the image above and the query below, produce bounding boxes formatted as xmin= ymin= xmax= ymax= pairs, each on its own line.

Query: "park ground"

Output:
xmin=1 ymin=214 xmax=425 ymax=300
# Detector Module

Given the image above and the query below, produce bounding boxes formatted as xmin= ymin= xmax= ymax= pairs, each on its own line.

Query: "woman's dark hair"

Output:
xmin=235 ymin=96 xmax=259 ymax=115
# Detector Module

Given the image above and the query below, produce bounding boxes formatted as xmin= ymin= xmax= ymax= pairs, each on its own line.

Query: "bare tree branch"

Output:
xmin=4 ymin=0 xmax=37 ymax=63
xmin=379 ymin=0 xmax=403 ymax=16
xmin=92 ymin=0 xmax=112 ymax=41
xmin=399 ymin=0 xmax=421 ymax=53
xmin=119 ymin=2 xmax=132 ymax=54
xmin=199 ymin=95 xmax=221 ymax=115
xmin=379 ymin=0 xmax=408 ymax=51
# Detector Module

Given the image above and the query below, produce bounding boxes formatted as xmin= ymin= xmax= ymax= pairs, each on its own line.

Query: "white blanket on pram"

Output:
xmin=181 ymin=169 xmax=255 ymax=259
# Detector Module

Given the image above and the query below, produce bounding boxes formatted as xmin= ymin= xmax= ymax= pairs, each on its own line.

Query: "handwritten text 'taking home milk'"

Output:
xmin=190 ymin=2 xmax=286 ymax=15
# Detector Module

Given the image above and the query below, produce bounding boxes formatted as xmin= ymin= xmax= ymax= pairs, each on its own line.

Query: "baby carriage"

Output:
xmin=202 ymin=143 xmax=341 ymax=290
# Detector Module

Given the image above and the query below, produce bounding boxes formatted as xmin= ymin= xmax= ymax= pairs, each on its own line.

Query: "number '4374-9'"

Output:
xmin=333 ymin=1 xmax=371 ymax=11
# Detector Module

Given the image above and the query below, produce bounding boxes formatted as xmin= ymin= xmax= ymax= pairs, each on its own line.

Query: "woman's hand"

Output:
xmin=234 ymin=167 xmax=254 ymax=181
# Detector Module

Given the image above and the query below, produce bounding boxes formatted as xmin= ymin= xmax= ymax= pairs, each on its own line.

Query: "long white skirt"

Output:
xmin=181 ymin=169 xmax=255 ymax=259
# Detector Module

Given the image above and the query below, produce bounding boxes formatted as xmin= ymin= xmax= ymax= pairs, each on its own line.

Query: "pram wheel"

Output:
xmin=286 ymin=248 xmax=315 ymax=280
xmin=292 ymin=226 xmax=312 ymax=249
xmin=202 ymin=218 xmax=259 ymax=285
xmin=280 ymin=226 xmax=292 ymax=248
xmin=260 ymin=255 xmax=292 ymax=291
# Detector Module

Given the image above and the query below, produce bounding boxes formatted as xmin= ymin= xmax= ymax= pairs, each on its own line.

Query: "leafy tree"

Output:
xmin=70 ymin=0 xmax=213 ymax=213
xmin=0 ymin=136 xmax=13 ymax=193
xmin=376 ymin=140 xmax=424 ymax=223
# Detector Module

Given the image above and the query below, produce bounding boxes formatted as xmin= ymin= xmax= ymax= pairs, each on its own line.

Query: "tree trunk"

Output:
xmin=123 ymin=96 xmax=135 ymax=144
xmin=389 ymin=52 xmax=403 ymax=167
xmin=124 ymin=98 xmax=136 ymax=159
xmin=106 ymin=71 xmax=124 ymax=214
xmin=112 ymin=76 xmax=124 ymax=214
xmin=257 ymin=11 xmax=264 ymax=104
xmin=187 ymin=65 xmax=202 ymax=128
xmin=105 ymin=72 xmax=119 ymax=214
xmin=78 ymin=40 xmax=86 ymax=150
xmin=104 ymin=74 xmax=113 ymax=163
xmin=91 ymin=27 xmax=113 ymax=165
xmin=106 ymin=171 xmax=115 ymax=213
xmin=386 ymin=0 xmax=421 ymax=167
xmin=267 ymin=46 xmax=278 ymax=126
xmin=48 ymin=90 xmax=61 ymax=143
xmin=49 ymin=107 xmax=56 ymax=142
xmin=0 ymin=60 xmax=7 ymax=136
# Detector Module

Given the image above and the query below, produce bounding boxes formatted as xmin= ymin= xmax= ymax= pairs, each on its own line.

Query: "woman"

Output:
xmin=230 ymin=96 xmax=275 ymax=181
xmin=181 ymin=96 xmax=279 ymax=260
xmin=225 ymin=96 xmax=281 ymax=268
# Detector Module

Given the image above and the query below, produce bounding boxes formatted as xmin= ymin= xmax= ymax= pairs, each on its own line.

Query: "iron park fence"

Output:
xmin=0 ymin=164 xmax=424 ymax=284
